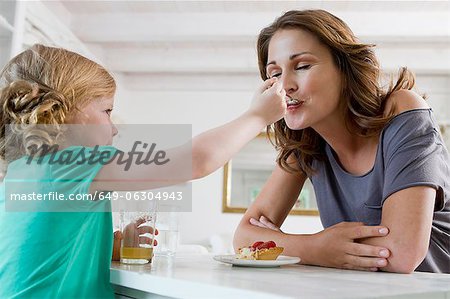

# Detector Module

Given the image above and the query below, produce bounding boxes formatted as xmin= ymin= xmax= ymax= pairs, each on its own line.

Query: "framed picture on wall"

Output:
xmin=222 ymin=133 xmax=319 ymax=216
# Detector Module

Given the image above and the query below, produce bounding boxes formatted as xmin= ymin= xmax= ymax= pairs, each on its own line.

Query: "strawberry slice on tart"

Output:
xmin=237 ymin=241 xmax=284 ymax=260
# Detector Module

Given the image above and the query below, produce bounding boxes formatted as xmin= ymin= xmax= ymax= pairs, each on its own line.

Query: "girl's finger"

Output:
xmin=138 ymin=236 xmax=153 ymax=244
xmin=134 ymin=217 xmax=147 ymax=227
xmin=138 ymin=226 xmax=157 ymax=235
xmin=258 ymin=77 xmax=277 ymax=93
xmin=271 ymin=80 xmax=283 ymax=94
xmin=113 ymin=230 xmax=123 ymax=240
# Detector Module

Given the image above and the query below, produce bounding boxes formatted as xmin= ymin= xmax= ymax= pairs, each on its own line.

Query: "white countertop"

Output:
xmin=110 ymin=254 xmax=450 ymax=299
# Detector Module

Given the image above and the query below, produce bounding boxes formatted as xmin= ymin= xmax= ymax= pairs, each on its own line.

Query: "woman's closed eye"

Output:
xmin=270 ymin=72 xmax=281 ymax=78
xmin=105 ymin=109 xmax=113 ymax=116
xmin=295 ymin=64 xmax=311 ymax=71
xmin=268 ymin=64 xmax=312 ymax=78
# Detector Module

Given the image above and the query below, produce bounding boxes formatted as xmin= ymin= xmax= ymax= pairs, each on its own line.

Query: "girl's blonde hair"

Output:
xmin=257 ymin=10 xmax=423 ymax=176
xmin=0 ymin=44 xmax=116 ymax=162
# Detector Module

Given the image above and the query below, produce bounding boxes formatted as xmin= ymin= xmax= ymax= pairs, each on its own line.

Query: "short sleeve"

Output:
xmin=3 ymin=145 xmax=120 ymax=212
xmin=50 ymin=145 xmax=118 ymax=190
xmin=382 ymin=109 xmax=450 ymax=211
xmin=49 ymin=145 xmax=120 ymax=211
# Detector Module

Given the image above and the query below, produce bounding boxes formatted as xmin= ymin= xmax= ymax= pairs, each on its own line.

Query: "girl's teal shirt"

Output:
xmin=0 ymin=146 xmax=117 ymax=298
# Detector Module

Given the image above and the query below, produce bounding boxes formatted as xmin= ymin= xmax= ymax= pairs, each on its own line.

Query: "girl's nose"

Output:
xmin=112 ymin=124 xmax=118 ymax=136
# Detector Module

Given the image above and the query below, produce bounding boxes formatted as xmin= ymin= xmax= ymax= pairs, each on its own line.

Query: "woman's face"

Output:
xmin=65 ymin=97 xmax=118 ymax=146
xmin=266 ymin=29 xmax=344 ymax=131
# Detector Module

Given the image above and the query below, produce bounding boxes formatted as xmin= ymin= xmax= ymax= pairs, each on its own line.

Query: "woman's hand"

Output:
xmin=311 ymin=222 xmax=390 ymax=271
xmin=249 ymin=215 xmax=283 ymax=232
xmin=249 ymin=217 xmax=391 ymax=272
xmin=249 ymin=77 xmax=287 ymax=126
xmin=112 ymin=218 xmax=158 ymax=261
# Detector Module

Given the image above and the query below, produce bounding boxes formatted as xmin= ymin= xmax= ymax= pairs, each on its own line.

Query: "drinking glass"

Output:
xmin=119 ymin=209 xmax=157 ymax=264
xmin=154 ymin=205 xmax=179 ymax=256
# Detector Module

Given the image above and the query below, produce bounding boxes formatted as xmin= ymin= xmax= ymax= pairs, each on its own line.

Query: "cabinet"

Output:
xmin=0 ymin=1 xmax=22 ymax=68
xmin=0 ymin=0 xmax=97 ymax=70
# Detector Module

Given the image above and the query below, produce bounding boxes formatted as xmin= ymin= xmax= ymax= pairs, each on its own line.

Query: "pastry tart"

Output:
xmin=237 ymin=241 xmax=284 ymax=260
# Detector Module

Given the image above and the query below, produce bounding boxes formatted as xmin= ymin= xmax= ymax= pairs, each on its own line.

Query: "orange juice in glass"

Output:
xmin=119 ymin=210 xmax=156 ymax=264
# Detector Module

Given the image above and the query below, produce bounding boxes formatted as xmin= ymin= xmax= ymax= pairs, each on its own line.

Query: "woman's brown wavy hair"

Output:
xmin=257 ymin=10 xmax=421 ymax=177
xmin=0 ymin=44 xmax=115 ymax=163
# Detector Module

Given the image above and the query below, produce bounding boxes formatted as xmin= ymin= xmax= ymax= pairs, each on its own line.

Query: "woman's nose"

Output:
xmin=281 ymin=73 xmax=298 ymax=94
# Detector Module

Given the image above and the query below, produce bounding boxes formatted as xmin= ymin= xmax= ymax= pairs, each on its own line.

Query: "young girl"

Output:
xmin=234 ymin=10 xmax=450 ymax=274
xmin=0 ymin=44 xmax=286 ymax=298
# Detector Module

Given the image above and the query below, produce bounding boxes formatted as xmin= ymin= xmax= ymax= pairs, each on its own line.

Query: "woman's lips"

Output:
xmin=287 ymin=101 xmax=304 ymax=111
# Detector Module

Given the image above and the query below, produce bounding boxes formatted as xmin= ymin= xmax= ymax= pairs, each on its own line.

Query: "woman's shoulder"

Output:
xmin=380 ymin=90 xmax=438 ymax=150
xmin=383 ymin=89 xmax=429 ymax=117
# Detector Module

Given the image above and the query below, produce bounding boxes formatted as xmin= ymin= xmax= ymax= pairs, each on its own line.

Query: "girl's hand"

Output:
xmin=112 ymin=219 xmax=159 ymax=261
xmin=112 ymin=231 xmax=122 ymax=261
xmin=249 ymin=78 xmax=287 ymax=125
xmin=122 ymin=217 xmax=159 ymax=248
xmin=311 ymin=222 xmax=391 ymax=271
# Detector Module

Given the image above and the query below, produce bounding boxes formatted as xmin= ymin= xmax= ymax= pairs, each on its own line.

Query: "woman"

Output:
xmin=234 ymin=10 xmax=450 ymax=274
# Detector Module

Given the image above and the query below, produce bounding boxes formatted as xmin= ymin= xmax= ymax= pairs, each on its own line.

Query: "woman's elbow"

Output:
xmin=232 ymin=226 xmax=243 ymax=252
xmin=232 ymin=237 xmax=240 ymax=253
xmin=386 ymin=260 xmax=418 ymax=274
xmin=385 ymin=246 xmax=428 ymax=274
xmin=233 ymin=222 xmax=251 ymax=252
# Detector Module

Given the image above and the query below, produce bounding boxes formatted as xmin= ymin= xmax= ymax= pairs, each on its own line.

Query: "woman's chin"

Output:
xmin=285 ymin=118 xmax=308 ymax=131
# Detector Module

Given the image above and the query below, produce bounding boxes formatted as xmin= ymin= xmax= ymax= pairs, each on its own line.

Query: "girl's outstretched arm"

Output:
xmin=91 ymin=78 xmax=286 ymax=192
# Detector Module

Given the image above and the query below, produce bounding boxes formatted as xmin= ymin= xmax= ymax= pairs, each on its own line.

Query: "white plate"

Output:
xmin=213 ymin=255 xmax=301 ymax=268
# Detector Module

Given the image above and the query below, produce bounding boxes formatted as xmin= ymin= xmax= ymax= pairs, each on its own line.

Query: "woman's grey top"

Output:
xmin=310 ymin=109 xmax=450 ymax=273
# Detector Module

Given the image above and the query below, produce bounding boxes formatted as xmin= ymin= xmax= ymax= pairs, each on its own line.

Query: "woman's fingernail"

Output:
xmin=377 ymin=259 xmax=387 ymax=266
xmin=379 ymin=228 xmax=388 ymax=234
xmin=379 ymin=250 xmax=389 ymax=257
